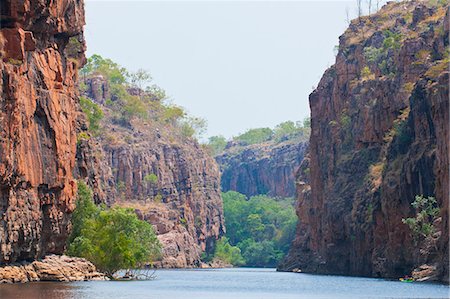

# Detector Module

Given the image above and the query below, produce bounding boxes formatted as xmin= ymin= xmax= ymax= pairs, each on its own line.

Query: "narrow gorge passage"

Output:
xmin=0 ymin=0 xmax=448 ymax=298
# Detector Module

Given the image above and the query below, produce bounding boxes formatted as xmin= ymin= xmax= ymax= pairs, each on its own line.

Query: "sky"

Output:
xmin=84 ymin=0 xmax=364 ymax=139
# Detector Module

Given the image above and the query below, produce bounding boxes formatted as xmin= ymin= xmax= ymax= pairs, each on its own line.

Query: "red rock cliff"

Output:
xmin=0 ymin=0 xmax=85 ymax=263
xmin=76 ymin=77 xmax=225 ymax=268
xmin=279 ymin=1 xmax=448 ymax=283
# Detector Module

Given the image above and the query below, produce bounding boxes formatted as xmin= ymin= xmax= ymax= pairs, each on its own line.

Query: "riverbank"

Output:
xmin=0 ymin=255 xmax=107 ymax=283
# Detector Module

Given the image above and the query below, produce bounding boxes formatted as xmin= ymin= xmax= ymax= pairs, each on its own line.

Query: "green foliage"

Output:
xmin=234 ymin=128 xmax=273 ymax=145
xmin=218 ymin=191 xmax=297 ymax=267
xmin=80 ymin=55 xmax=206 ymax=140
xmin=363 ymin=30 xmax=402 ymax=77
xmin=402 ymin=195 xmax=440 ymax=239
xmin=180 ymin=116 xmax=207 ymax=139
xmin=361 ymin=66 xmax=374 ymax=80
xmin=274 ymin=119 xmax=311 ymax=142
xmin=122 ymin=95 xmax=148 ymax=120
xmin=213 ymin=237 xmax=245 ymax=266
xmin=128 ymin=69 xmax=152 ymax=91
xmin=144 ymin=173 xmax=158 ymax=185
xmin=67 ymin=182 xmax=161 ymax=278
xmin=81 ymin=54 xmax=127 ymax=84
xmin=77 ymin=132 xmax=90 ymax=144
xmin=66 ymin=36 xmax=82 ymax=58
xmin=79 ymin=96 xmax=104 ymax=134
xmin=302 ymin=117 xmax=311 ymax=128
xmin=162 ymin=105 xmax=185 ymax=124
xmin=207 ymin=135 xmax=227 ymax=156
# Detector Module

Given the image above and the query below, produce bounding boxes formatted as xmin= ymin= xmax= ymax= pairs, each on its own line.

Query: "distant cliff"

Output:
xmin=0 ymin=0 xmax=85 ymax=263
xmin=279 ymin=1 xmax=448 ymax=283
xmin=216 ymin=139 xmax=308 ymax=198
xmin=76 ymin=70 xmax=225 ymax=268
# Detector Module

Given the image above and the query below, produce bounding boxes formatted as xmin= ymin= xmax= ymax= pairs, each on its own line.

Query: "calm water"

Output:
xmin=0 ymin=268 xmax=448 ymax=299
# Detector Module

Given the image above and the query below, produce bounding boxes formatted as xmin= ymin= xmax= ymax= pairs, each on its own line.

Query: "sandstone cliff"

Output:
xmin=279 ymin=1 xmax=449 ymax=283
xmin=0 ymin=0 xmax=85 ymax=264
xmin=216 ymin=139 xmax=308 ymax=198
xmin=77 ymin=75 xmax=225 ymax=268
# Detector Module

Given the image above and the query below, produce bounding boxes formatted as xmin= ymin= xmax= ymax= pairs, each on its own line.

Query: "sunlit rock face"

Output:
xmin=76 ymin=76 xmax=225 ymax=268
xmin=0 ymin=0 xmax=86 ymax=263
xmin=279 ymin=2 xmax=448 ymax=283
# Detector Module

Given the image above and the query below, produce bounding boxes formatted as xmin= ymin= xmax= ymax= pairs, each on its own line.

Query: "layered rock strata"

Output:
xmin=0 ymin=0 xmax=85 ymax=263
xmin=280 ymin=1 xmax=449 ymax=283
xmin=77 ymin=78 xmax=225 ymax=268
xmin=0 ymin=255 xmax=106 ymax=283
xmin=216 ymin=140 xmax=308 ymax=198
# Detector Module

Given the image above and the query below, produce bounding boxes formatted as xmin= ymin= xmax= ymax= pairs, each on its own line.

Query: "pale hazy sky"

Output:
xmin=84 ymin=1 xmax=366 ymax=139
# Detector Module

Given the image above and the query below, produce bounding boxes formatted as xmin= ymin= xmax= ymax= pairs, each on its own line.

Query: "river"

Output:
xmin=0 ymin=268 xmax=448 ymax=299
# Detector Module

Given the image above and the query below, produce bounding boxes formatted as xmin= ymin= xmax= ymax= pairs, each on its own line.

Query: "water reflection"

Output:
xmin=0 ymin=282 xmax=79 ymax=299
xmin=0 ymin=268 xmax=448 ymax=299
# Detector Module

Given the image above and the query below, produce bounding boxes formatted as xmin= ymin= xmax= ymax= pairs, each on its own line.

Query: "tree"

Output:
xmin=207 ymin=135 xmax=227 ymax=156
xmin=234 ymin=128 xmax=273 ymax=145
xmin=402 ymin=195 xmax=440 ymax=239
xmin=213 ymin=237 xmax=245 ymax=266
xmin=180 ymin=116 xmax=207 ymax=139
xmin=129 ymin=69 xmax=152 ymax=97
xmin=79 ymin=96 xmax=104 ymax=134
xmin=67 ymin=182 xmax=162 ymax=278
xmin=219 ymin=191 xmax=297 ymax=267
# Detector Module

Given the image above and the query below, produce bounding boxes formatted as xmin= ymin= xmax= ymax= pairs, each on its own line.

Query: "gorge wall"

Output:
xmin=279 ymin=1 xmax=449 ymax=282
xmin=216 ymin=140 xmax=308 ymax=198
xmin=0 ymin=0 xmax=223 ymax=270
xmin=0 ymin=0 xmax=85 ymax=264
xmin=77 ymin=76 xmax=225 ymax=268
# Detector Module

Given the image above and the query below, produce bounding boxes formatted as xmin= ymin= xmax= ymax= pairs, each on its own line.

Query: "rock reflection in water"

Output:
xmin=0 ymin=282 xmax=78 ymax=299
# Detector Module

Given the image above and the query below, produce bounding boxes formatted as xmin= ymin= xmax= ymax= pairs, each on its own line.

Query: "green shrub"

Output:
xmin=66 ymin=36 xmax=82 ymax=58
xmin=67 ymin=182 xmax=162 ymax=278
xmin=213 ymin=237 xmax=245 ymax=266
xmin=144 ymin=173 xmax=158 ymax=185
xmin=220 ymin=191 xmax=297 ymax=267
xmin=79 ymin=96 xmax=104 ymax=134
xmin=180 ymin=116 xmax=207 ymax=139
xmin=207 ymin=135 xmax=227 ymax=156
xmin=234 ymin=128 xmax=273 ymax=145
xmin=402 ymin=195 xmax=440 ymax=238
xmin=363 ymin=30 xmax=402 ymax=76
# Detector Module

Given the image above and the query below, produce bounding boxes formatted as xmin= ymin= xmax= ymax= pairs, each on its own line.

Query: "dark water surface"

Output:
xmin=0 ymin=268 xmax=448 ymax=299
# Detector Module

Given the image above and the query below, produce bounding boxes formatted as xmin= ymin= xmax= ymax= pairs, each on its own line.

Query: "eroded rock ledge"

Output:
xmin=0 ymin=255 xmax=107 ymax=283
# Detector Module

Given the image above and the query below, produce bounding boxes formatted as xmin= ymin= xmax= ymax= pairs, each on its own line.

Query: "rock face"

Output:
xmin=77 ymin=78 xmax=225 ymax=268
xmin=279 ymin=1 xmax=449 ymax=283
xmin=0 ymin=255 xmax=106 ymax=283
xmin=216 ymin=140 xmax=308 ymax=198
xmin=0 ymin=0 xmax=85 ymax=263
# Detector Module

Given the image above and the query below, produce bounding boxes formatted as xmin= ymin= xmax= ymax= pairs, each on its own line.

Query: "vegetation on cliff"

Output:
xmin=210 ymin=191 xmax=297 ymax=267
xmin=79 ymin=54 xmax=206 ymax=139
xmin=280 ymin=0 xmax=449 ymax=282
xmin=76 ymin=54 xmax=225 ymax=268
xmin=208 ymin=117 xmax=310 ymax=156
xmin=68 ymin=182 xmax=162 ymax=277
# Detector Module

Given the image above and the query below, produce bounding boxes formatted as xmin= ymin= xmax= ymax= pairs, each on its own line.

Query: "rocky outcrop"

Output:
xmin=77 ymin=77 xmax=225 ymax=268
xmin=0 ymin=0 xmax=85 ymax=263
xmin=217 ymin=140 xmax=308 ymax=197
xmin=0 ymin=255 xmax=106 ymax=283
xmin=279 ymin=1 xmax=449 ymax=283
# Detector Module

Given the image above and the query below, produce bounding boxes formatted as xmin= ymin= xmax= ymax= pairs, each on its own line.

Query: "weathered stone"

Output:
xmin=75 ymin=76 xmax=225 ymax=268
xmin=0 ymin=255 xmax=107 ymax=283
xmin=0 ymin=0 xmax=85 ymax=263
xmin=279 ymin=1 xmax=449 ymax=283
xmin=216 ymin=140 xmax=308 ymax=198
